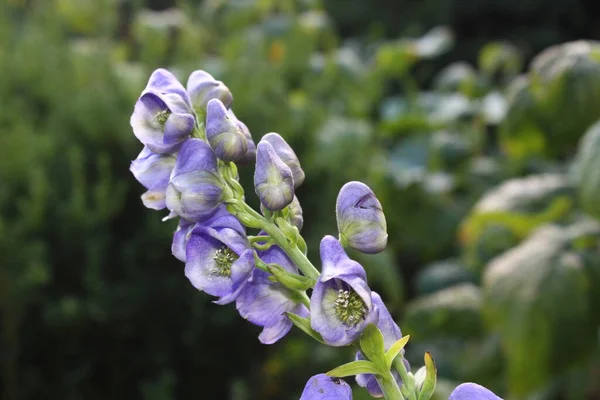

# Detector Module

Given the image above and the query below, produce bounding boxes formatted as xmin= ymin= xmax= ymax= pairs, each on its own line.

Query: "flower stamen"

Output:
xmin=211 ymin=247 xmax=238 ymax=277
xmin=334 ymin=288 xmax=367 ymax=327
xmin=156 ymin=109 xmax=171 ymax=125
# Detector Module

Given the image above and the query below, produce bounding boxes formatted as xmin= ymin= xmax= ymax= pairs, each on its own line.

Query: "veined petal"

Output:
xmin=254 ymin=141 xmax=294 ymax=211
xmin=299 ymin=374 xmax=352 ymax=400
xmin=205 ymin=99 xmax=248 ymax=162
xmin=130 ymin=146 xmax=176 ymax=191
xmin=141 ymin=190 xmax=167 ymax=210
xmin=262 ymin=133 xmax=305 ymax=188
xmin=187 ymin=70 xmax=233 ymax=112
xmin=449 ymin=383 xmax=502 ymax=400
xmin=144 ymin=68 xmax=191 ymax=108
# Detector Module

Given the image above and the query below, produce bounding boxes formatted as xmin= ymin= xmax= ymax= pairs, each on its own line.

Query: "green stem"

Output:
xmin=237 ymin=201 xmax=320 ymax=281
xmin=394 ymin=357 xmax=417 ymax=400
xmin=376 ymin=372 xmax=404 ymax=400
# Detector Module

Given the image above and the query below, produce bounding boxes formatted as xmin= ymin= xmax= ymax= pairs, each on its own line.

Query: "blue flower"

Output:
xmin=310 ymin=236 xmax=378 ymax=346
xmin=131 ymin=69 xmax=195 ymax=154
xmin=336 ymin=181 xmax=387 ymax=254
xmin=130 ymin=146 xmax=176 ymax=210
xmin=299 ymin=374 xmax=352 ymax=400
xmin=172 ymin=204 xmax=245 ymax=262
xmin=185 ymin=221 xmax=253 ymax=305
xmin=254 ymin=140 xmax=294 ymax=211
xmin=355 ymin=292 xmax=409 ymax=398
xmin=448 ymin=383 xmax=502 ymax=400
xmin=236 ymin=244 xmax=309 ymax=344
xmin=165 ymin=139 xmax=224 ymax=221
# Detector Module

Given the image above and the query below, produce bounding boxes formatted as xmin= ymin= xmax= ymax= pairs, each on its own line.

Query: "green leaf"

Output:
xmin=285 ymin=313 xmax=325 ymax=344
xmin=267 ymin=264 xmax=315 ymax=291
xmin=384 ymin=335 xmax=411 ymax=369
xmin=417 ymin=352 xmax=437 ymax=400
xmin=572 ymin=120 xmax=600 ymax=220
xmin=326 ymin=360 xmax=380 ymax=378
xmin=359 ymin=324 xmax=387 ymax=372
xmin=483 ymin=223 xmax=599 ymax=396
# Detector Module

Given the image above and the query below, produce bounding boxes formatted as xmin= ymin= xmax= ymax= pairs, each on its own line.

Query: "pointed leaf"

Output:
xmin=285 ymin=312 xmax=325 ymax=344
xmin=385 ymin=335 xmax=411 ymax=369
xmin=326 ymin=360 xmax=380 ymax=378
xmin=360 ymin=324 xmax=387 ymax=372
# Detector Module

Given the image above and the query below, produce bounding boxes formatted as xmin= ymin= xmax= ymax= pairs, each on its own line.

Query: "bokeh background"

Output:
xmin=2 ymin=0 xmax=600 ymax=399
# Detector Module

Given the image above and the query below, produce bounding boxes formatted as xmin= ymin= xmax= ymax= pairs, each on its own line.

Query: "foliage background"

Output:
xmin=2 ymin=0 xmax=600 ymax=399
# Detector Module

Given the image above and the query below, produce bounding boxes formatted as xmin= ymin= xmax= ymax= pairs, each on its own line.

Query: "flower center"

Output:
xmin=156 ymin=109 xmax=171 ymax=125
xmin=212 ymin=247 xmax=238 ymax=277
xmin=334 ymin=289 xmax=367 ymax=327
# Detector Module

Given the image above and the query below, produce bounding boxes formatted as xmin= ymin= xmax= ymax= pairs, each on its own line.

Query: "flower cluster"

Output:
xmin=129 ymin=68 xmax=501 ymax=400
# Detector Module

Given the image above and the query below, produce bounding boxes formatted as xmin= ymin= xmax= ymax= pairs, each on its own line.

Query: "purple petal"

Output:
xmin=163 ymin=113 xmax=195 ymax=145
xmin=165 ymin=179 xmax=222 ymax=222
xmin=187 ymin=70 xmax=233 ymax=112
xmin=144 ymin=68 xmax=191 ymax=108
xmin=299 ymin=374 xmax=353 ymax=400
xmin=205 ymin=99 xmax=248 ymax=162
xmin=236 ymin=119 xmax=256 ymax=165
xmin=130 ymin=146 xmax=176 ymax=191
xmin=262 ymin=132 xmax=304 ymax=188
xmin=214 ymin=249 xmax=255 ymax=305
xmin=449 ymin=383 xmax=502 ymax=400
xmin=258 ymin=303 xmax=309 ymax=344
xmin=254 ymin=141 xmax=294 ymax=211
xmin=141 ymin=190 xmax=167 ymax=210
xmin=336 ymin=181 xmax=387 ymax=254
xmin=172 ymin=218 xmax=195 ymax=262
xmin=171 ymin=138 xmax=219 ymax=176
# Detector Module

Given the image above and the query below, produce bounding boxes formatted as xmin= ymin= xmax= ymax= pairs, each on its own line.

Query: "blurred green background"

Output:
xmin=2 ymin=0 xmax=600 ymax=399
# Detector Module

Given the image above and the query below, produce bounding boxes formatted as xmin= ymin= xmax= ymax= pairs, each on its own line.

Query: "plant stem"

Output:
xmin=376 ymin=372 xmax=404 ymax=400
xmin=394 ymin=357 xmax=417 ymax=400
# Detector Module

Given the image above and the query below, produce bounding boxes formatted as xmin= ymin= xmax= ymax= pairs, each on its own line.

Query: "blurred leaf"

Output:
xmin=571 ymin=120 xmax=600 ymax=220
xmin=404 ymin=284 xmax=483 ymax=339
xmin=483 ymin=223 xmax=600 ymax=396
xmin=415 ymin=259 xmax=475 ymax=295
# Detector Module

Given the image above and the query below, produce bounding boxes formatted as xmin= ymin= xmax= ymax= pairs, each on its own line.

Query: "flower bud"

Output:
xmin=205 ymin=99 xmax=248 ymax=162
xmin=236 ymin=119 xmax=256 ymax=165
xmin=186 ymin=70 xmax=233 ymax=114
xmin=288 ymin=195 xmax=304 ymax=230
xmin=166 ymin=139 xmax=224 ymax=221
xmin=336 ymin=181 xmax=387 ymax=254
xmin=261 ymin=133 xmax=304 ymax=188
xmin=254 ymin=141 xmax=294 ymax=211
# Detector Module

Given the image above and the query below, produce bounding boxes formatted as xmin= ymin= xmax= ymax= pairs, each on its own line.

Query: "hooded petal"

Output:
xmin=205 ymin=99 xmax=248 ymax=162
xmin=300 ymin=374 xmax=353 ymax=400
xmin=449 ymin=383 xmax=502 ymax=400
xmin=144 ymin=68 xmax=191 ymax=108
xmin=262 ymin=132 xmax=305 ymax=188
xmin=254 ymin=140 xmax=294 ymax=211
xmin=130 ymin=146 xmax=176 ymax=191
xmin=172 ymin=218 xmax=195 ymax=262
xmin=336 ymin=181 xmax=387 ymax=254
xmin=141 ymin=190 xmax=167 ymax=210
xmin=187 ymin=70 xmax=233 ymax=113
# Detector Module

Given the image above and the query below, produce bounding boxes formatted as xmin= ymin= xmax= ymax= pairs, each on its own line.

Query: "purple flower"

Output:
xmin=449 ymin=383 xmax=502 ymax=400
xmin=131 ymin=69 xmax=195 ymax=154
xmin=355 ymin=292 xmax=409 ymax=398
xmin=130 ymin=91 xmax=195 ymax=154
xmin=254 ymin=140 xmax=294 ymax=211
xmin=336 ymin=181 xmax=387 ymax=254
xmin=187 ymin=70 xmax=233 ymax=114
xmin=205 ymin=99 xmax=248 ymax=162
xmin=310 ymin=236 xmax=378 ymax=347
xmin=262 ymin=132 xmax=305 ymax=188
xmin=185 ymin=222 xmax=253 ymax=305
xmin=171 ymin=205 xmax=245 ymax=262
xmin=165 ymin=139 xmax=224 ymax=221
xmin=130 ymin=146 xmax=176 ymax=210
xmin=236 ymin=245 xmax=309 ymax=344
xmin=300 ymin=374 xmax=353 ymax=400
